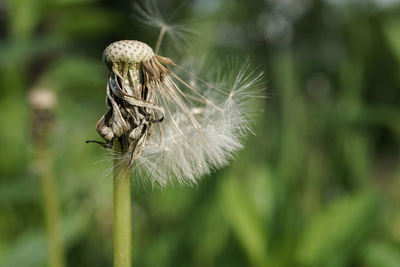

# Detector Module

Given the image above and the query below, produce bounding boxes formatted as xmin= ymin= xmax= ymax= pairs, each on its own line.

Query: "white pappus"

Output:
xmin=88 ymin=1 xmax=264 ymax=187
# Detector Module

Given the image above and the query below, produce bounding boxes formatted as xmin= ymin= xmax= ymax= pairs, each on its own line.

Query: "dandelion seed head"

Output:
xmin=91 ymin=36 xmax=264 ymax=188
xmin=28 ymin=88 xmax=57 ymax=111
xmin=128 ymin=59 xmax=263 ymax=187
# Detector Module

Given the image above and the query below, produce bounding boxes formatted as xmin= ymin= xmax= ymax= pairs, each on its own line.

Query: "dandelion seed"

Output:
xmin=87 ymin=38 xmax=263 ymax=187
xmin=133 ymin=0 xmax=198 ymax=53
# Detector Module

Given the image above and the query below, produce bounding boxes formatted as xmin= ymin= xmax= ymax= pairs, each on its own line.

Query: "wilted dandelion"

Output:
xmin=87 ymin=39 xmax=263 ymax=187
xmin=87 ymin=3 xmax=263 ymax=266
xmin=29 ymin=88 xmax=66 ymax=267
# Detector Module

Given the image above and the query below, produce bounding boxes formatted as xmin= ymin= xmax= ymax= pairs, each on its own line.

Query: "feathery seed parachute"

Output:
xmin=88 ymin=40 xmax=263 ymax=187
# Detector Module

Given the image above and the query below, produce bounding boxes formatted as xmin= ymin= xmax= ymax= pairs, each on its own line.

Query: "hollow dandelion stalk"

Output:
xmin=113 ymin=142 xmax=131 ymax=267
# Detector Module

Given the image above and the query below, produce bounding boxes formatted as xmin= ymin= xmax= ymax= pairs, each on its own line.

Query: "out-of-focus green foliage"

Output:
xmin=1 ymin=0 xmax=400 ymax=266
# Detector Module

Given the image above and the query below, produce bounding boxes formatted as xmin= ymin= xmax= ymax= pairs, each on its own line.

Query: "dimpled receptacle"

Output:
xmin=102 ymin=40 xmax=155 ymax=67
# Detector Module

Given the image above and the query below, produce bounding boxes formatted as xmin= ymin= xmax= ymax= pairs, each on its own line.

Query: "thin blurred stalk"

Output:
xmin=38 ymin=148 xmax=66 ymax=267
xmin=113 ymin=142 xmax=131 ymax=267
xmin=338 ymin=59 xmax=369 ymax=186
xmin=272 ymin=49 xmax=307 ymax=266
xmin=273 ymin=49 xmax=306 ymax=184
xmin=29 ymin=89 xmax=65 ymax=267
xmin=337 ymin=17 xmax=371 ymax=187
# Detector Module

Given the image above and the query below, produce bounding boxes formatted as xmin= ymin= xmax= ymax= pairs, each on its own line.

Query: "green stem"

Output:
xmin=39 ymin=149 xmax=66 ymax=267
xmin=113 ymin=143 xmax=132 ymax=267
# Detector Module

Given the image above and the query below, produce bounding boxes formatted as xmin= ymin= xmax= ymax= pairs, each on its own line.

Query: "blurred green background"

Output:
xmin=1 ymin=0 xmax=400 ymax=266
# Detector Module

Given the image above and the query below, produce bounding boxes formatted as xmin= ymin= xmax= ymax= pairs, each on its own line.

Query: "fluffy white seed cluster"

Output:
xmin=98 ymin=41 xmax=263 ymax=187
xmin=93 ymin=1 xmax=264 ymax=187
xmin=130 ymin=60 xmax=262 ymax=187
